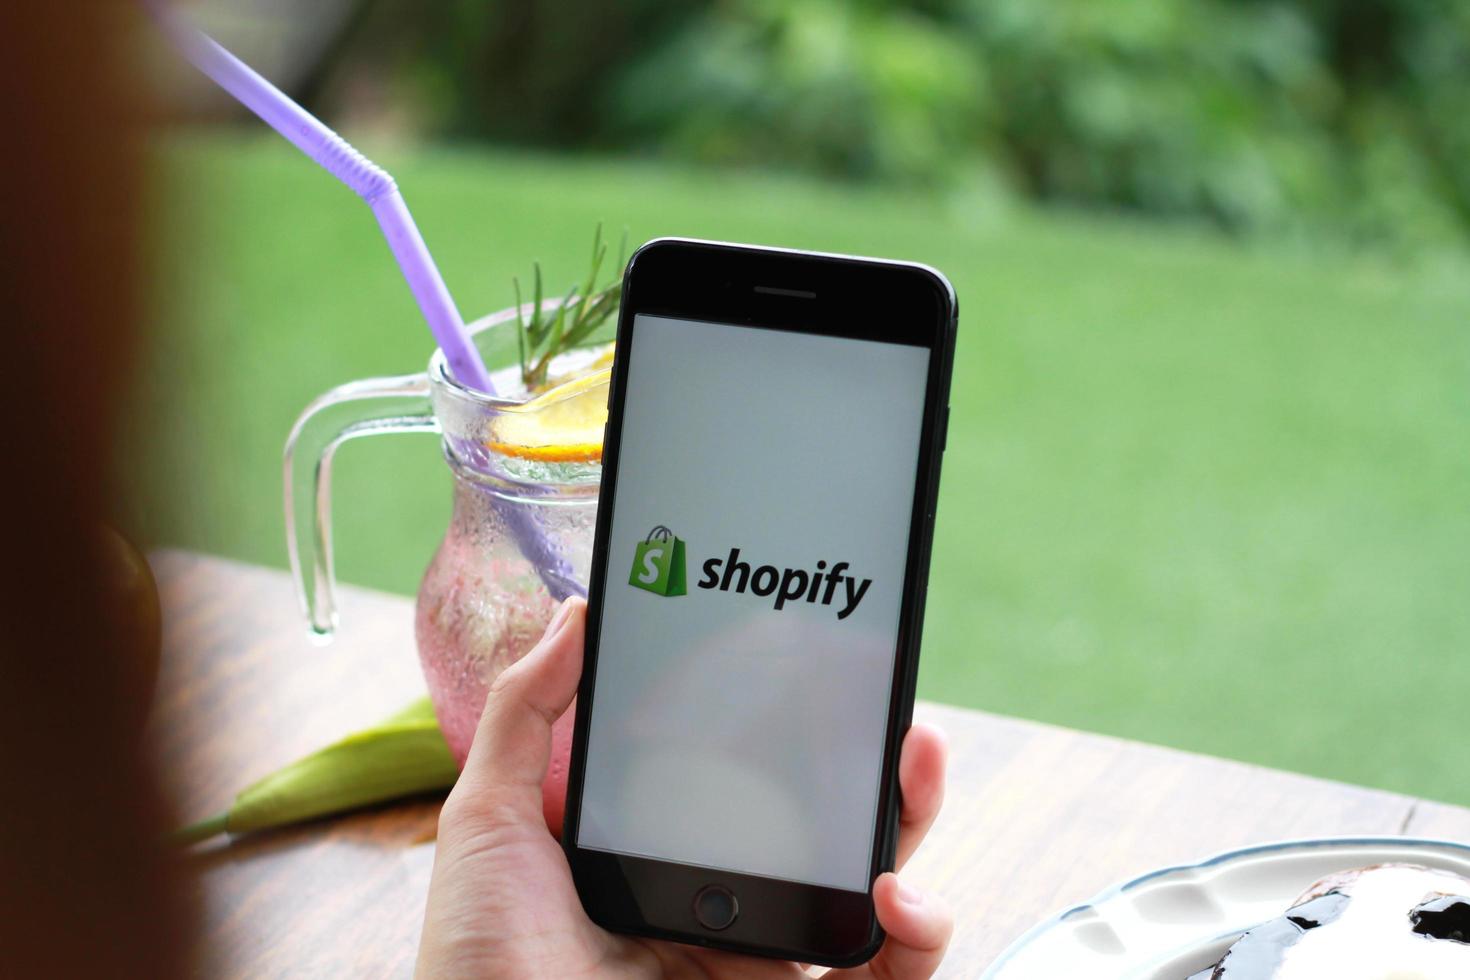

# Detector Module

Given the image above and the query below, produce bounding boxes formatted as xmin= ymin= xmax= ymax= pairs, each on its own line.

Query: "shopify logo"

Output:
xmin=697 ymin=550 xmax=871 ymax=620
xmin=629 ymin=526 xmax=688 ymax=597
xmin=628 ymin=525 xmax=872 ymax=619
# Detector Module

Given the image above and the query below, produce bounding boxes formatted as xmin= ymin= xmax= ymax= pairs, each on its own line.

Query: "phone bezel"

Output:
xmin=560 ymin=238 xmax=957 ymax=967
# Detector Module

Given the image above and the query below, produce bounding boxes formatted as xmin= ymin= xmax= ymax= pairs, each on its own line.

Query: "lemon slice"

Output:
xmin=487 ymin=368 xmax=609 ymax=463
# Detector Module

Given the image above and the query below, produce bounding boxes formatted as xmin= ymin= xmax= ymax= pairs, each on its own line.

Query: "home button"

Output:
xmin=692 ymin=885 xmax=739 ymax=931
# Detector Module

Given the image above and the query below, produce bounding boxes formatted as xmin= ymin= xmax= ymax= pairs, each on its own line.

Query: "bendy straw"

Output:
xmin=153 ymin=5 xmax=586 ymax=606
xmin=148 ymin=4 xmax=494 ymax=393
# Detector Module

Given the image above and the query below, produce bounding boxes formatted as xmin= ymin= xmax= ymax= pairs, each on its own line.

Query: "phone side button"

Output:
xmin=941 ymin=405 xmax=950 ymax=452
xmin=692 ymin=885 xmax=739 ymax=931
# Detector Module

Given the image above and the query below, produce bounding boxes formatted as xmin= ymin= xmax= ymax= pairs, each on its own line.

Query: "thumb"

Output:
xmin=451 ymin=597 xmax=585 ymax=827
xmin=832 ymin=873 xmax=952 ymax=980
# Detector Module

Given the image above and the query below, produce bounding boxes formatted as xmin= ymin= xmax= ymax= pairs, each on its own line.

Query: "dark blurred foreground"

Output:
xmin=0 ymin=3 xmax=189 ymax=977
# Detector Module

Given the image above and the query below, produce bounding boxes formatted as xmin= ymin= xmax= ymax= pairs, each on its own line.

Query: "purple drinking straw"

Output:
xmin=151 ymin=4 xmax=585 ymax=603
xmin=148 ymin=4 xmax=493 ymax=393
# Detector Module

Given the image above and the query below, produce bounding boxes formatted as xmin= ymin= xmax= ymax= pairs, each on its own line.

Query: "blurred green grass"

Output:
xmin=128 ymin=132 xmax=1470 ymax=806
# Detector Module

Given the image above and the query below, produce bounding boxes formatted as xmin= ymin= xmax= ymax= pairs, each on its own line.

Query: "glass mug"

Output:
xmin=284 ymin=301 xmax=605 ymax=830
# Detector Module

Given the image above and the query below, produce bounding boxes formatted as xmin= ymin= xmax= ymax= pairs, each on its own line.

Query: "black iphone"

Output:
xmin=561 ymin=238 xmax=956 ymax=967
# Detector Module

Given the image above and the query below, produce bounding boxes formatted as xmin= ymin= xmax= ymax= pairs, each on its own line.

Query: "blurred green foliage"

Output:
xmin=320 ymin=0 xmax=1470 ymax=248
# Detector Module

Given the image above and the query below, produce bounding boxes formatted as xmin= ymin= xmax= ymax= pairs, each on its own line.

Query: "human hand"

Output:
xmin=417 ymin=598 xmax=952 ymax=978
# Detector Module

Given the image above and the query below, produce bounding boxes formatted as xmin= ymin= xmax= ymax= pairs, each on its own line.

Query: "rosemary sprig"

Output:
xmin=512 ymin=224 xmax=626 ymax=390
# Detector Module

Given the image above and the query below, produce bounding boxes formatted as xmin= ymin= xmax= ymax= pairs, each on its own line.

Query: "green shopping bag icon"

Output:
xmin=629 ymin=525 xmax=687 ymax=597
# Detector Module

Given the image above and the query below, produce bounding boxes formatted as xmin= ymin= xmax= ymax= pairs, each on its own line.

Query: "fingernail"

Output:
xmin=895 ymin=878 xmax=924 ymax=907
xmin=542 ymin=599 xmax=574 ymax=640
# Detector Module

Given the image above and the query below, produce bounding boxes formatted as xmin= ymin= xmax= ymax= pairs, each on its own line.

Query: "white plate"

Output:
xmin=982 ymin=837 xmax=1470 ymax=979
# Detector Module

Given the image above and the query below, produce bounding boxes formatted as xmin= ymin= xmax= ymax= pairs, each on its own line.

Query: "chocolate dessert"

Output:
xmin=1187 ymin=864 xmax=1470 ymax=979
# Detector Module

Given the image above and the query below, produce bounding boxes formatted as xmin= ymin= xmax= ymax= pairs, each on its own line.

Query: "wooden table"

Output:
xmin=151 ymin=550 xmax=1470 ymax=977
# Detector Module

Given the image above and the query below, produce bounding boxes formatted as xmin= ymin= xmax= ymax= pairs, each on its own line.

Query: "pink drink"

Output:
xmin=415 ymin=494 xmax=591 ymax=832
xmin=164 ymin=6 xmax=595 ymax=833
xmin=286 ymin=309 xmax=605 ymax=837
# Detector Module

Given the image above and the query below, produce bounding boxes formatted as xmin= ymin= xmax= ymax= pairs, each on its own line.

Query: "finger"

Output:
xmin=831 ymin=873 xmax=952 ymax=980
xmin=452 ymin=598 xmax=586 ymax=821
xmin=894 ymin=723 xmax=947 ymax=869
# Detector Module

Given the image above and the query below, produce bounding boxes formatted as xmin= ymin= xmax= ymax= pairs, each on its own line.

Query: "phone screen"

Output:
xmin=578 ymin=313 xmax=932 ymax=892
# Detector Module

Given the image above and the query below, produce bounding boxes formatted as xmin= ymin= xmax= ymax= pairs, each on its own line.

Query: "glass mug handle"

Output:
xmin=283 ymin=372 xmax=438 ymax=639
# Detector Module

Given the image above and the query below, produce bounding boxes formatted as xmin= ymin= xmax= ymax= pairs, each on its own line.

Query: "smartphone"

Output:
xmin=561 ymin=238 xmax=956 ymax=966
